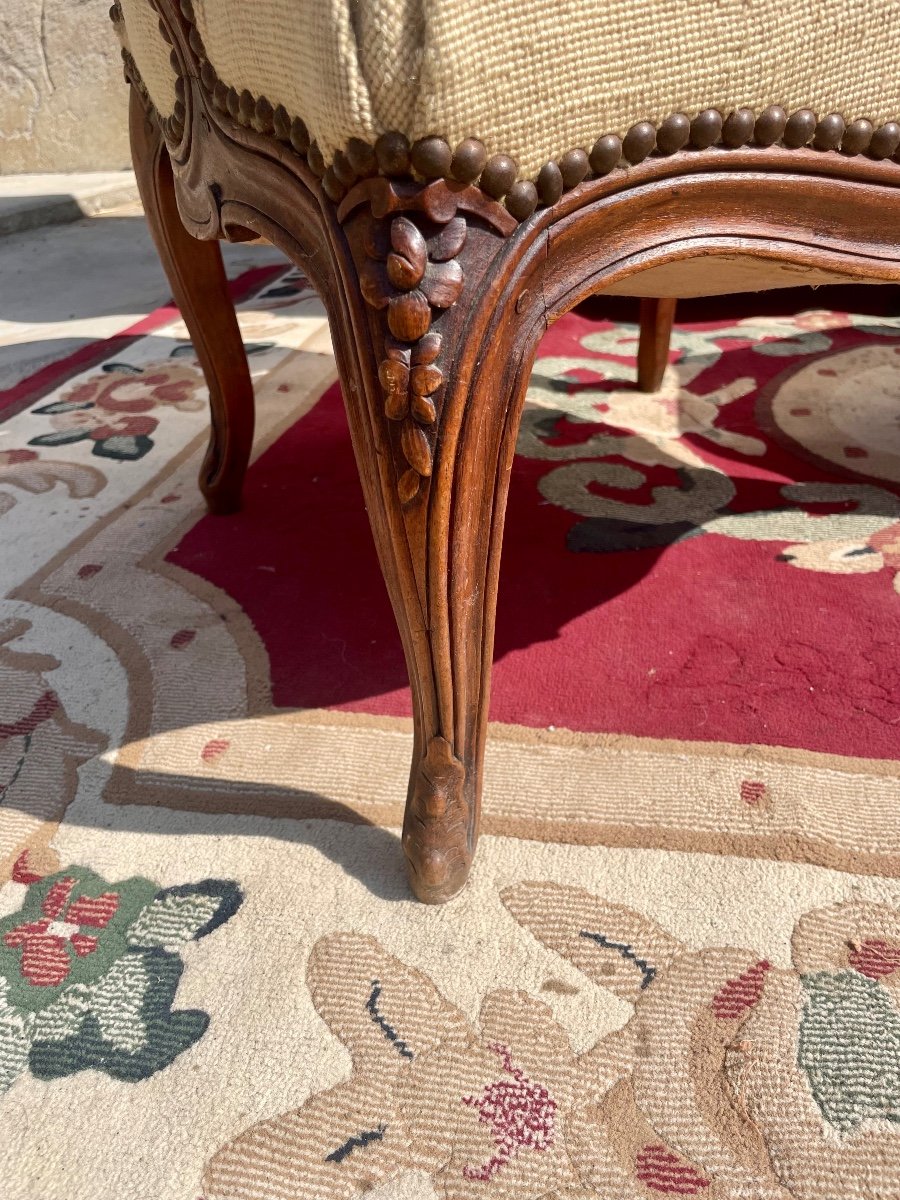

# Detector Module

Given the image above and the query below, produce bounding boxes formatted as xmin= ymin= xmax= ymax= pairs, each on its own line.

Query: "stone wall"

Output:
xmin=1 ymin=0 xmax=130 ymax=174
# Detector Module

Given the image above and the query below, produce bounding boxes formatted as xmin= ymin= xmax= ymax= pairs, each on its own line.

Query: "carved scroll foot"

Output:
xmin=128 ymin=89 xmax=255 ymax=515
xmin=402 ymin=737 xmax=470 ymax=903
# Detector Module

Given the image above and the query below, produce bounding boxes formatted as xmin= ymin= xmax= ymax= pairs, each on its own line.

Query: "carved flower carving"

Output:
xmin=359 ymin=213 xmax=468 ymax=501
xmin=361 ymin=215 xmax=466 ymax=342
xmin=379 ymin=332 xmax=442 ymax=424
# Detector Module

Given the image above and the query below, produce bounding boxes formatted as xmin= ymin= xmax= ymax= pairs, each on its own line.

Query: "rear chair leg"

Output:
xmin=637 ymin=296 xmax=677 ymax=392
xmin=129 ymin=89 xmax=254 ymax=514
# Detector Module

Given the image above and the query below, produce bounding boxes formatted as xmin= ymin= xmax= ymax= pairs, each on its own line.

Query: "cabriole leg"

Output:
xmin=330 ymin=176 xmax=526 ymax=901
xmin=129 ymin=89 xmax=254 ymax=514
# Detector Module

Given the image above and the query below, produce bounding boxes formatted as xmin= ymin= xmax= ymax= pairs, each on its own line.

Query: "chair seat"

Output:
xmin=121 ymin=0 xmax=900 ymax=181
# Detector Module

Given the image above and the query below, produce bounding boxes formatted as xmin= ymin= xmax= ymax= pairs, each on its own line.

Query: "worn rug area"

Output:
xmin=1 ymin=265 xmax=900 ymax=1199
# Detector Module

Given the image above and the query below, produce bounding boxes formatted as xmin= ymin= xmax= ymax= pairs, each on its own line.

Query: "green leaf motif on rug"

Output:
xmin=0 ymin=868 xmax=158 ymax=1011
xmin=798 ymin=970 xmax=900 ymax=1132
xmin=0 ymin=984 xmax=34 ymax=1095
xmin=127 ymin=883 xmax=235 ymax=949
xmin=29 ymin=949 xmax=209 ymax=1083
xmin=0 ymin=868 xmax=242 ymax=1098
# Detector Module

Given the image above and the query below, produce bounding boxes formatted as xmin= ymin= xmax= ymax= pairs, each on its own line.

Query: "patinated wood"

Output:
xmin=121 ymin=0 xmax=900 ymax=902
xmin=129 ymin=92 xmax=253 ymax=514
xmin=638 ymin=297 xmax=678 ymax=392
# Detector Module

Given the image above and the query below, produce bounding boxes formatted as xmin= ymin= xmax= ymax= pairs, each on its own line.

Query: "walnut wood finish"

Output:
xmin=129 ymin=90 xmax=253 ymax=514
xmin=125 ymin=1 xmax=900 ymax=902
xmin=638 ymin=297 xmax=678 ymax=392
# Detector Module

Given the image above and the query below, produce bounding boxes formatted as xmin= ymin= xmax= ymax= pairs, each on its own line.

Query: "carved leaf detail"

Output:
xmin=398 ymin=468 xmax=421 ymax=504
xmin=430 ymin=216 xmax=467 ymax=262
xmin=384 ymin=342 xmax=412 ymax=365
xmin=420 ymin=260 xmax=463 ymax=309
xmin=387 ymin=251 xmax=426 ymax=290
xmin=419 ymin=181 xmax=461 ymax=224
xmin=379 ymin=359 xmax=411 ymax=420
xmin=410 ymin=365 xmax=442 ymax=397
xmin=360 ymin=261 xmax=391 ymax=309
xmin=353 ymin=201 xmax=468 ymax=500
xmin=412 ymin=331 xmax=442 ymax=365
xmin=401 ymin=421 xmax=432 ymax=477
xmin=388 ymin=290 xmax=432 ymax=341
xmin=390 ymin=216 xmax=427 ymax=264
xmin=411 ymin=393 xmax=437 ymax=424
xmin=369 ymin=180 xmax=402 ymax=220
xmin=364 ymin=221 xmax=391 ymax=261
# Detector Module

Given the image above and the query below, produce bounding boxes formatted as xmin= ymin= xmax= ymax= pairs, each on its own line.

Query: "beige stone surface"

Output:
xmin=1 ymin=0 xmax=130 ymax=174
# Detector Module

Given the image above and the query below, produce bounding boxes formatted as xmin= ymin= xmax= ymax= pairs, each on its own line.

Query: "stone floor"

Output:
xmin=0 ymin=201 xmax=286 ymax=391
xmin=0 ymin=171 xmax=139 ymax=237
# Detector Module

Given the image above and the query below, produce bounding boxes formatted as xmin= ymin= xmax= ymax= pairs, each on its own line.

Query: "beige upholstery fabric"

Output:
xmin=122 ymin=0 xmax=900 ymax=178
xmin=118 ymin=0 xmax=178 ymax=116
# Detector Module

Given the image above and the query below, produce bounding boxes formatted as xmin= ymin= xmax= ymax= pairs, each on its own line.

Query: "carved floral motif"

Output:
xmin=358 ymin=212 xmax=467 ymax=502
xmin=334 ymin=174 xmax=515 ymax=506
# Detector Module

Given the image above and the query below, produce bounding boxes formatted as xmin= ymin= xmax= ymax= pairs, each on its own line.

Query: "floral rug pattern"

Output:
xmin=0 ymin=850 xmax=242 ymax=1095
xmin=201 ymin=882 xmax=900 ymax=1200
xmin=28 ymin=361 xmax=207 ymax=462
xmin=165 ymin=292 xmax=900 ymax=764
xmin=522 ymin=313 xmax=900 ymax=598
xmin=0 ymin=449 xmax=104 ymax=517
xmin=0 ymin=616 xmax=107 ymax=878
xmin=2 ymin=265 xmax=900 ymax=1199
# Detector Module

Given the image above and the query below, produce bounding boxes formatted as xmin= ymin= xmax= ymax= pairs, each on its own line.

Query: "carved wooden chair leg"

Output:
xmin=331 ymin=333 xmax=520 ymax=904
xmin=637 ymin=296 xmax=677 ymax=392
xmin=128 ymin=90 xmax=254 ymax=514
xmin=330 ymin=178 xmax=529 ymax=903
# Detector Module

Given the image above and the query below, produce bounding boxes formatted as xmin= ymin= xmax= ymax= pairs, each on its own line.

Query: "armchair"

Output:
xmin=112 ymin=0 xmax=900 ymax=901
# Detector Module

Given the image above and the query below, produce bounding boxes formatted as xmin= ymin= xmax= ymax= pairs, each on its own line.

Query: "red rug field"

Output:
xmin=168 ymin=288 xmax=900 ymax=762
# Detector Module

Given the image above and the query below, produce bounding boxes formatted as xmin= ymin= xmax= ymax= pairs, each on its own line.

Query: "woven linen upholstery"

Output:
xmin=121 ymin=0 xmax=900 ymax=178
xmin=119 ymin=0 xmax=179 ymax=116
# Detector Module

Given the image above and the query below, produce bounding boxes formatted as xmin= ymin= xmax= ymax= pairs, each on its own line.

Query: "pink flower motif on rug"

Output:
xmin=635 ymin=1144 xmax=710 ymax=1194
xmin=200 ymin=886 xmax=900 ymax=1200
xmin=528 ymin=888 xmax=900 ymax=1194
xmin=710 ymin=959 xmax=771 ymax=1020
xmin=11 ymin=851 xmax=48 ymax=886
xmin=461 ymin=1042 xmax=557 ymax=1180
xmin=847 ymin=938 xmax=900 ymax=981
xmin=28 ymin=361 xmax=204 ymax=462
xmin=0 ymin=449 xmax=38 ymax=466
xmin=62 ymin=364 xmax=202 ymax=415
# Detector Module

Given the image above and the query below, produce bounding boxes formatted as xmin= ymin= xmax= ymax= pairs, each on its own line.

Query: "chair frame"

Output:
xmin=122 ymin=0 xmax=900 ymax=901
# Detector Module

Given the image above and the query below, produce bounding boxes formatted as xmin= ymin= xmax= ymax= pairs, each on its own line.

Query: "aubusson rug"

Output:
xmin=1 ymin=261 xmax=900 ymax=1200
